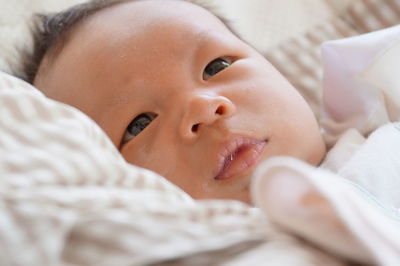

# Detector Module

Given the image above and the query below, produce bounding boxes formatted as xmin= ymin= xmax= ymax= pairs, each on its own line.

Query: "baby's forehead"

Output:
xmin=34 ymin=0 xmax=238 ymax=86
xmin=67 ymin=0 xmax=232 ymax=57
xmin=83 ymin=0 xmax=225 ymax=33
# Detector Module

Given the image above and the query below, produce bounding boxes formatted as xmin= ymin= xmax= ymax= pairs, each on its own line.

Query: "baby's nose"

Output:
xmin=179 ymin=93 xmax=236 ymax=140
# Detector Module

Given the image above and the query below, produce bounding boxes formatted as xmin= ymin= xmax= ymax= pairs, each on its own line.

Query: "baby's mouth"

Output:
xmin=214 ymin=137 xmax=267 ymax=180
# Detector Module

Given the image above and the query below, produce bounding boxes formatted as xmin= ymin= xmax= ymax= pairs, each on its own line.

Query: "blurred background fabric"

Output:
xmin=213 ymin=0 xmax=351 ymax=52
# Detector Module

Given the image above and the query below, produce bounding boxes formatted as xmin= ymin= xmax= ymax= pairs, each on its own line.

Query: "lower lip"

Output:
xmin=215 ymin=141 xmax=267 ymax=180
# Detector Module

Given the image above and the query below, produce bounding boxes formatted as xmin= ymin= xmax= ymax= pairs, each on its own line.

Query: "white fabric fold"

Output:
xmin=252 ymin=25 xmax=400 ymax=266
xmin=321 ymin=25 xmax=400 ymax=146
xmin=251 ymin=136 xmax=400 ymax=265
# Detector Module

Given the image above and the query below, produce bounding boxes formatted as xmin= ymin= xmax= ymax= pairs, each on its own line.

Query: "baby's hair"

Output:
xmin=23 ymin=0 xmax=239 ymax=84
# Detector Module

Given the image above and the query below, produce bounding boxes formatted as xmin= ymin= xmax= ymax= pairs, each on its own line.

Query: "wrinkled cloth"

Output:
xmin=0 ymin=71 xmax=352 ymax=266
xmin=252 ymin=123 xmax=400 ymax=265
xmin=321 ymin=25 xmax=400 ymax=146
xmin=252 ymin=26 xmax=400 ymax=266
xmin=0 ymin=72 xmax=265 ymax=266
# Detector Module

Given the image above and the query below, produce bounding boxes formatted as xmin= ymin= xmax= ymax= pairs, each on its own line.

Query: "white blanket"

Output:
xmin=252 ymin=26 xmax=400 ymax=265
xmin=252 ymin=123 xmax=400 ymax=265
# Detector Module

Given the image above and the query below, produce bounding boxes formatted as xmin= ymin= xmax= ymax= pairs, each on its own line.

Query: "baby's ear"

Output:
xmin=251 ymin=157 xmax=371 ymax=264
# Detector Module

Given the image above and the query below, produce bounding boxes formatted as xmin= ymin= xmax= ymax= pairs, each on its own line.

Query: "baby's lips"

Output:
xmin=214 ymin=136 xmax=267 ymax=180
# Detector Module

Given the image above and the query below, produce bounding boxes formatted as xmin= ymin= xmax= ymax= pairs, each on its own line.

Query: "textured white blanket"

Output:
xmin=252 ymin=123 xmax=400 ymax=266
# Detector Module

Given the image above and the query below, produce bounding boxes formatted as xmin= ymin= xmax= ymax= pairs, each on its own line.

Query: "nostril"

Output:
xmin=215 ymin=106 xmax=225 ymax=115
xmin=192 ymin=124 xmax=199 ymax=133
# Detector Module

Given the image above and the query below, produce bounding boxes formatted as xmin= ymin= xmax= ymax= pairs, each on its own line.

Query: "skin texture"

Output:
xmin=34 ymin=0 xmax=326 ymax=204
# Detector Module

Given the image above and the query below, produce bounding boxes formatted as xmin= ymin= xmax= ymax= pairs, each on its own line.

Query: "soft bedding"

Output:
xmin=2 ymin=1 xmax=400 ymax=266
xmin=252 ymin=25 xmax=400 ymax=266
xmin=253 ymin=122 xmax=400 ymax=266
xmin=0 ymin=71 xmax=350 ymax=266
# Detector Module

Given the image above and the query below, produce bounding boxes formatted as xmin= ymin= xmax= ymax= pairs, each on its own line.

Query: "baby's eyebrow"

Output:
xmin=192 ymin=30 xmax=213 ymax=46
xmin=192 ymin=30 xmax=222 ymax=51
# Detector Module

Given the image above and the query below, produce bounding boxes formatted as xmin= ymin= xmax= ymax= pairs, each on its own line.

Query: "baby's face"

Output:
xmin=35 ymin=0 xmax=326 ymax=204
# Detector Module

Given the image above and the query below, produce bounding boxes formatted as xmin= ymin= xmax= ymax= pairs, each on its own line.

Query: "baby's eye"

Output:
xmin=123 ymin=112 xmax=157 ymax=143
xmin=203 ymin=57 xmax=233 ymax=80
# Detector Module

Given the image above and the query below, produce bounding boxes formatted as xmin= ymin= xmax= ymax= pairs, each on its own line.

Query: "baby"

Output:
xmin=27 ymin=0 xmax=326 ymax=204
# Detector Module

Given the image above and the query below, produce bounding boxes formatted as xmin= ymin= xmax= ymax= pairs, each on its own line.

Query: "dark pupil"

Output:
xmin=129 ymin=115 xmax=151 ymax=136
xmin=205 ymin=58 xmax=230 ymax=77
